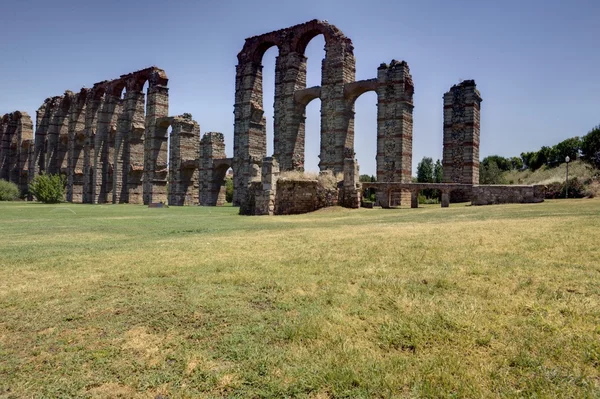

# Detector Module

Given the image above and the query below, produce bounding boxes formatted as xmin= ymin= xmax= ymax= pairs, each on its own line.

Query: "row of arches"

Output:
xmin=233 ymin=20 xmax=415 ymax=207
xmin=31 ymin=67 xmax=171 ymax=204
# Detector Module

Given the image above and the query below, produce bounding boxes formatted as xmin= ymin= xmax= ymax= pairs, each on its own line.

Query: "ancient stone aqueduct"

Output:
xmin=0 ymin=20 xmax=544 ymax=214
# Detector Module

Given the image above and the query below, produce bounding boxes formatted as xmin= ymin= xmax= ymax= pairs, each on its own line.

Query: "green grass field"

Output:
xmin=1 ymin=200 xmax=599 ymax=398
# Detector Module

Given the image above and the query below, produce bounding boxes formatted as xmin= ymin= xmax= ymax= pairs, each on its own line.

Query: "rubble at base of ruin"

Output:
xmin=0 ymin=20 xmax=544 ymax=211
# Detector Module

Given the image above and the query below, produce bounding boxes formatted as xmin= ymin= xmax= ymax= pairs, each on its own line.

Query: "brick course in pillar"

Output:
xmin=144 ymin=78 xmax=170 ymax=205
xmin=67 ymin=91 xmax=87 ymax=202
xmin=233 ymin=20 xmax=355 ymax=205
xmin=199 ymin=132 xmax=232 ymax=206
xmin=442 ymin=80 xmax=482 ymax=192
xmin=10 ymin=67 xmax=168 ymax=204
xmin=0 ymin=111 xmax=33 ymax=196
xmin=169 ymin=116 xmax=200 ymax=206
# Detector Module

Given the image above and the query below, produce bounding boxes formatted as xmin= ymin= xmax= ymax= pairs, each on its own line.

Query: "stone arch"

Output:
xmin=343 ymin=81 xmax=378 ymax=179
xmin=290 ymin=19 xmax=352 ymax=56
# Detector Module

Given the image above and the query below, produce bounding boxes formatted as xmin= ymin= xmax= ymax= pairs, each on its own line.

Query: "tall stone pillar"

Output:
xmin=233 ymin=61 xmax=267 ymax=206
xmin=19 ymin=139 xmax=34 ymax=198
xmin=143 ymin=81 xmax=169 ymax=205
xmin=168 ymin=116 xmax=200 ymax=206
xmin=56 ymin=94 xmax=72 ymax=179
xmin=67 ymin=91 xmax=87 ymax=202
xmin=0 ymin=117 xmax=5 ymax=180
xmin=376 ymin=60 xmax=414 ymax=206
xmin=255 ymin=157 xmax=279 ymax=215
xmin=274 ymin=52 xmax=308 ymax=171
xmin=44 ymin=96 xmax=65 ymax=175
xmin=0 ymin=114 xmax=16 ymax=181
xmin=199 ymin=132 xmax=229 ymax=206
xmin=125 ymin=89 xmax=146 ymax=204
xmin=319 ymin=38 xmax=356 ymax=173
xmin=442 ymin=80 xmax=482 ymax=202
xmin=93 ymin=93 xmax=120 ymax=203
xmin=33 ymin=100 xmax=53 ymax=177
xmin=14 ymin=112 xmax=33 ymax=192
xmin=83 ymin=91 xmax=102 ymax=203
xmin=341 ymin=157 xmax=360 ymax=208
xmin=113 ymin=86 xmax=134 ymax=204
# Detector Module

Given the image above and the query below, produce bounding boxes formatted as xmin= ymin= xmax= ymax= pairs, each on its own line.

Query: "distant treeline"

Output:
xmin=480 ymin=124 xmax=600 ymax=183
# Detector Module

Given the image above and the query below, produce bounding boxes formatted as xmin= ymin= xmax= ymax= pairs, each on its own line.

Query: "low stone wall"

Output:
xmin=274 ymin=179 xmax=339 ymax=215
xmin=471 ymin=184 xmax=545 ymax=206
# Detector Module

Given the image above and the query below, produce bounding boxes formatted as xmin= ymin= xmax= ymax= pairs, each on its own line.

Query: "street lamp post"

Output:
xmin=565 ymin=156 xmax=570 ymax=199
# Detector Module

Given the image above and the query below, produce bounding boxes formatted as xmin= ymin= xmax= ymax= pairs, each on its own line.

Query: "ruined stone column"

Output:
xmin=376 ymin=60 xmax=414 ymax=206
xmin=169 ymin=116 xmax=200 ymax=206
xmin=56 ymin=94 xmax=72 ymax=181
xmin=67 ymin=91 xmax=87 ymax=202
xmin=442 ymin=80 xmax=482 ymax=202
xmin=341 ymin=157 xmax=360 ymax=208
xmin=33 ymin=99 xmax=53 ymax=177
xmin=441 ymin=191 xmax=450 ymax=208
xmin=319 ymin=38 xmax=356 ymax=173
xmin=255 ymin=157 xmax=279 ymax=215
xmin=14 ymin=113 xmax=33 ymax=192
xmin=411 ymin=190 xmax=418 ymax=208
xmin=143 ymin=80 xmax=169 ymax=205
xmin=274 ymin=52 xmax=308 ymax=171
xmin=0 ymin=114 xmax=16 ymax=181
xmin=124 ymin=88 xmax=146 ymax=204
xmin=19 ymin=139 xmax=34 ymax=198
xmin=93 ymin=92 xmax=120 ymax=203
xmin=233 ymin=61 xmax=267 ymax=206
xmin=83 ymin=90 xmax=103 ymax=203
xmin=43 ymin=96 xmax=65 ymax=175
xmin=112 ymin=84 xmax=132 ymax=204
xmin=199 ymin=132 xmax=230 ymax=206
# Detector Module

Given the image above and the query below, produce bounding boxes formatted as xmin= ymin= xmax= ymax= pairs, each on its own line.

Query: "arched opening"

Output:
xmin=304 ymin=34 xmax=325 ymax=88
xmin=119 ymin=86 xmax=126 ymax=100
xmin=353 ymin=91 xmax=378 ymax=180
xmin=142 ymin=81 xmax=149 ymax=118
xmin=213 ymin=163 xmax=231 ymax=206
xmin=304 ymin=98 xmax=321 ymax=173
xmin=261 ymin=46 xmax=278 ymax=158
xmin=166 ymin=125 xmax=172 ymax=170
xmin=225 ymin=167 xmax=233 ymax=203
xmin=302 ymin=35 xmax=325 ymax=173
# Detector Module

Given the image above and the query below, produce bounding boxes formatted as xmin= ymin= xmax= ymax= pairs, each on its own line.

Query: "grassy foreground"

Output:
xmin=0 ymin=200 xmax=599 ymax=398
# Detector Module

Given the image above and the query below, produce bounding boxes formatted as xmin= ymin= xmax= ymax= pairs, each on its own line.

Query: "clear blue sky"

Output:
xmin=1 ymin=0 xmax=599 ymax=175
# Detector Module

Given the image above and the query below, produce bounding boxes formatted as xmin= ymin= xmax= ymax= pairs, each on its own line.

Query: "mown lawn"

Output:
xmin=0 ymin=200 xmax=599 ymax=398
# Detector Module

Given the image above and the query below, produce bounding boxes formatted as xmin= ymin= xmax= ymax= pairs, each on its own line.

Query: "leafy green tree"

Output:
xmin=483 ymin=155 xmax=511 ymax=172
xmin=359 ymin=174 xmax=376 ymax=182
xmin=416 ymin=157 xmax=434 ymax=183
xmin=555 ymin=137 xmax=581 ymax=164
xmin=29 ymin=173 xmax=65 ymax=203
xmin=0 ymin=179 xmax=20 ymax=201
xmin=479 ymin=158 xmax=506 ymax=184
xmin=510 ymin=157 xmax=523 ymax=170
xmin=434 ymin=160 xmax=443 ymax=183
xmin=225 ymin=176 xmax=233 ymax=203
xmin=581 ymin=125 xmax=600 ymax=169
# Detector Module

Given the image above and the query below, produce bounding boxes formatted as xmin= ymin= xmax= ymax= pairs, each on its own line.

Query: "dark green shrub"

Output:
xmin=544 ymin=177 xmax=585 ymax=199
xmin=0 ymin=179 xmax=19 ymax=201
xmin=225 ymin=176 xmax=233 ymax=203
xmin=29 ymin=173 xmax=66 ymax=203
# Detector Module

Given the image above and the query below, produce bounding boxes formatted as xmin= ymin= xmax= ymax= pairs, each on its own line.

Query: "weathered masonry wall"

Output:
xmin=6 ymin=67 xmax=201 ymax=206
xmin=240 ymin=157 xmax=359 ymax=216
xmin=442 ymin=80 xmax=482 ymax=202
xmin=1 ymin=111 xmax=34 ymax=195
xmin=471 ymin=185 xmax=545 ymax=205
xmin=199 ymin=132 xmax=232 ymax=206
xmin=168 ymin=116 xmax=201 ymax=206
xmin=233 ymin=20 xmax=414 ymax=208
